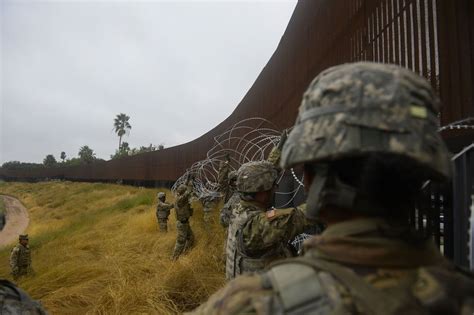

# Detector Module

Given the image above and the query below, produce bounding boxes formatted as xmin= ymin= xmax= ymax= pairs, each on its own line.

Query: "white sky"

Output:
xmin=0 ymin=0 xmax=296 ymax=163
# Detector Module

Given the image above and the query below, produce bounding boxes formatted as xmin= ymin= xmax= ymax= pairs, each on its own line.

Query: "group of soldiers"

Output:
xmin=0 ymin=216 xmax=47 ymax=313
xmin=187 ymin=62 xmax=474 ymax=313
xmin=1 ymin=62 xmax=474 ymax=314
xmin=155 ymin=179 xmax=198 ymax=260
xmin=156 ymin=63 xmax=474 ymax=315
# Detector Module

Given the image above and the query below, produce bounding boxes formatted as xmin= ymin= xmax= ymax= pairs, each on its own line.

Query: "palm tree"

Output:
xmin=113 ymin=113 xmax=131 ymax=150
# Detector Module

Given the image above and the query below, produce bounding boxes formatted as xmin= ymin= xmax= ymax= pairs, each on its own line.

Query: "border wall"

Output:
xmin=1 ymin=0 xmax=473 ymax=267
xmin=1 ymin=0 xmax=473 ymax=183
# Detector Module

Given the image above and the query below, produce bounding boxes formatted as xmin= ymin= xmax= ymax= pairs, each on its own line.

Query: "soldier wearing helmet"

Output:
xmin=219 ymin=170 xmax=239 ymax=228
xmin=200 ymin=192 xmax=220 ymax=224
xmin=189 ymin=62 xmax=474 ymax=314
xmin=156 ymin=192 xmax=173 ymax=232
xmin=0 ymin=198 xmax=47 ymax=314
xmin=217 ymin=154 xmax=232 ymax=202
xmin=171 ymin=184 xmax=195 ymax=260
xmin=10 ymin=234 xmax=33 ymax=280
xmin=224 ymin=160 xmax=312 ymax=280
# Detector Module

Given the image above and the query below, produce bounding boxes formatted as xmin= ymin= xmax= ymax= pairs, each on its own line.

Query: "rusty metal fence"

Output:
xmin=1 ymin=0 xmax=473 ymax=265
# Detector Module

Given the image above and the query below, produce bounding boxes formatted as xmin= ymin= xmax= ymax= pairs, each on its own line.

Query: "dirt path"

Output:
xmin=0 ymin=195 xmax=29 ymax=247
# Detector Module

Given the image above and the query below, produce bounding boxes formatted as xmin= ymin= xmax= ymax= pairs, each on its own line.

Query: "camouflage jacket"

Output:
xmin=217 ymin=161 xmax=230 ymax=193
xmin=156 ymin=201 xmax=173 ymax=219
xmin=189 ymin=218 xmax=474 ymax=315
xmin=226 ymin=201 xmax=311 ymax=280
xmin=0 ymin=279 xmax=47 ymax=315
xmin=220 ymin=192 xmax=240 ymax=228
xmin=10 ymin=244 xmax=31 ymax=271
xmin=174 ymin=191 xmax=193 ymax=222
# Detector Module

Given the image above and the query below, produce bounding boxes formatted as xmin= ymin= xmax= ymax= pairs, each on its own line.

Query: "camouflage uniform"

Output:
xmin=225 ymin=161 xmax=313 ymax=280
xmin=190 ymin=218 xmax=474 ymax=314
xmin=1 ymin=210 xmax=47 ymax=314
xmin=226 ymin=199 xmax=309 ymax=280
xmin=219 ymin=170 xmax=239 ymax=228
xmin=156 ymin=192 xmax=173 ymax=232
xmin=172 ymin=185 xmax=195 ymax=260
xmin=201 ymin=194 xmax=219 ymax=224
xmin=219 ymin=191 xmax=240 ymax=228
xmin=0 ymin=280 xmax=47 ymax=315
xmin=10 ymin=235 xmax=32 ymax=280
xmin=217 ymin=158 xmax=232 ymax=202
xmin=189 ymin=63 xmax=474 ymax=314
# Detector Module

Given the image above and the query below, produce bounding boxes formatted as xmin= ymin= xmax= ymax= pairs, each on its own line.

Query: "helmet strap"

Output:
xmin=305 ymin=165 xmax=328 ymax=220
xmin=305 ymin=164 xmax=358 ymax=220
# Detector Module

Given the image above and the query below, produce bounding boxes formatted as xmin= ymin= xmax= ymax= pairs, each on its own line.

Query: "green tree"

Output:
xmin=78 ymin=145 xmax=96 ymax=164
xmin=60 ymin=151 xmax=67 ymax=163
xmin=110 ymin=142 xmax=131 ymax=160
xmin=113 ymin=113 xmax=131 ymax=150
xmin=43 ymin=154 xmax=57 ymax=167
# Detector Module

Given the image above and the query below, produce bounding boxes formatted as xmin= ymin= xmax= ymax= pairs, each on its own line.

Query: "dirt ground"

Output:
xmin=0 ymin=195 xmax=29 ymax=247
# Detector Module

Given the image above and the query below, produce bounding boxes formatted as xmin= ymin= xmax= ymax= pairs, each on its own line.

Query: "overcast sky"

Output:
xmin=0 ymin=0 xmax=296 ymax=164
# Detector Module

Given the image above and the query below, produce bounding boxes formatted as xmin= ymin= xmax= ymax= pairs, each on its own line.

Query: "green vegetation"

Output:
xmin=0 ymin=182 xmax=225 ymax=314
xmin=43 ymin=154 xmax=57 ymax=167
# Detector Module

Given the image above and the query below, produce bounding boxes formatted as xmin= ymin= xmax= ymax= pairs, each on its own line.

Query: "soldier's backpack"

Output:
xmin=264 ymin=257 xmax=474 ymax=315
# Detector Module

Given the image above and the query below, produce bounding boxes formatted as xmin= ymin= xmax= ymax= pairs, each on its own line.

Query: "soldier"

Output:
xmin=217 ymin=154 xmax=231 ymax=202
xmin=219 ymin=171 xmax=239 ymax=228
xmin=171 ymin=185 xmax=195 ymax=260
xmin=200 ymin=192 xmax=220 ymax=224
xmin=0 ymin=213 xmax=47 ymax=314
xmin=189 ymin=62 xmax=474 ymax=314
xmin=156 ymin=192 xmax=173 ymax=232
xmin=225 ymin=161 xmax=313 ymax=280
xmin=10 ymin=234 xmax=33 ymax=280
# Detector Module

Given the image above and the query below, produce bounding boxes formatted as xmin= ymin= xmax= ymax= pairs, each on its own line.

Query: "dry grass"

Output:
xmin=0 ymin=181 xmax=226 ymax=314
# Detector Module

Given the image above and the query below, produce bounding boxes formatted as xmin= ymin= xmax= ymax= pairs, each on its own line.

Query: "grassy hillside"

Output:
xmin=0 ymin=181 xmax=226 ymax=314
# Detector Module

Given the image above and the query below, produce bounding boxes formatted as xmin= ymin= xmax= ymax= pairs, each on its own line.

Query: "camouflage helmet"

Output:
xmin=177 ymin=185 xmax=187 ymax=195
xmin=19 ymin=234 xmax=29 ymax=241
xmin=236 ymin=161 xmax=278 ymax=193
xmin=281 ymin=62 xmax=451 ymax=180
xmin=157 ymin=192 xmax=166 ymax=200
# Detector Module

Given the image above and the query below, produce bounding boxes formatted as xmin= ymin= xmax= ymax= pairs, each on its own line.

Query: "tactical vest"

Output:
xmin=175 ymin=193 xmax=192 ymax=222
xmin=226 ymin=202 xmax=293 ymax=280
xmin=0 ymin=279 xmax=47 ymax=315
xmin=13 ymin=245 xmax=31 ymax=268
xmin=226 ymin=203 xmax=259 ymax=280
xmin=262 ymin=256 xmax=474 ymax=315
xmin=156 ymin=201 xmax=172 ymax=219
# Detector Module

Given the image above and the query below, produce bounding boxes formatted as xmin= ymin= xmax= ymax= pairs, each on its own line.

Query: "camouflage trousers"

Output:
xmin=222 ymin=228 xmax=228 ymax=265
xmin=157 ymin=218 xmax=168 ymax=232
xmin=172 ymin=221 xmax=194 ymax=260
xmin=11 ymin=267 xmax=30 ymax=280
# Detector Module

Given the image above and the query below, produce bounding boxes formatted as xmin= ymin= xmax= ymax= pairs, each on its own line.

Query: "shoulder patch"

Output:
xmin=265 ymin=208 xmax=294 ymax=221
xmin=266 ymin=209 xmax=276 ymax=219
